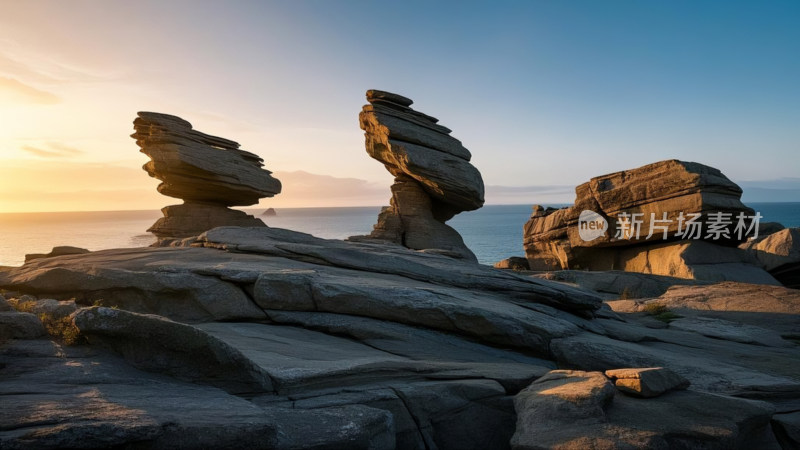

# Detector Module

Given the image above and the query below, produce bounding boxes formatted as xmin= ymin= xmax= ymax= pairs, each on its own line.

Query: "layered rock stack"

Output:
xmin=351 ymin=90 xmax=485 ymax=261
xmin=133 ymin=112 xmax=281 ymax=239
xmin=523 ymin=160 xmax=770 ymax=281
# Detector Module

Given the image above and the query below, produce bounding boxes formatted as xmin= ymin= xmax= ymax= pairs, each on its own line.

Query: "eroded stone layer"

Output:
xmin=354 ymin=90 xmax=484 ymax=260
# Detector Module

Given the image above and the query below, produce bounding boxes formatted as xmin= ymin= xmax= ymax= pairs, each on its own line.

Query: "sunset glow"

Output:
xmin=1 ymin=1 xmax=799 ymax=213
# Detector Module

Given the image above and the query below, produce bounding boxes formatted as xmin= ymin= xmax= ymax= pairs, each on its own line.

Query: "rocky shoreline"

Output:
xmin=1 ymin=91 xmax=799 ymax=449
xmin=1 ymin=226 xmax=799 ymax=449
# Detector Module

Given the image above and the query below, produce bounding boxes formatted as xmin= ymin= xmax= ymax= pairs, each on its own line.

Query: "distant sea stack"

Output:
xmin=133 ymin=112 xmax=281 ymax=239
xmin=350 ymin=90 xmax=485 ymax=261
xmin=262 ymin=207 xmax=277 ymax=217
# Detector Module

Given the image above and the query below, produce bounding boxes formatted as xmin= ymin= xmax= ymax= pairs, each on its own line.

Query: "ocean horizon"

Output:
xmin=1 ymin=202 xmax=798 ymax=268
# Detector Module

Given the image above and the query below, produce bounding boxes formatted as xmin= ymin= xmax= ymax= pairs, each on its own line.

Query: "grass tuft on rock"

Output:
xmin=9 ymin=299 xmax=37 ymax=313
xmin=643 ymin=302 xmax=682 ymax=323
xmin=38 ymin=313 xmax=83 ymax=345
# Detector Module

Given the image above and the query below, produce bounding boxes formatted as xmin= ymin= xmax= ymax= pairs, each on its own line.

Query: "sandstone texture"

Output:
xmin=350 ymin=90 xmax=484 ymax=261
xmin=741 ymin=228 xmax=800 ymax=288
xmin=522 ymin=160 xmax=790 ymax=286
xmin=134 ymin=111 xmax=281 ymax=238
xmin=604 ymin=367 xmax=690 ymax=398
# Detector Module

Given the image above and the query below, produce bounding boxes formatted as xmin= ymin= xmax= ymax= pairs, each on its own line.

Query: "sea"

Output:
xmin=1 ymin=203 xmax=798 ymax=267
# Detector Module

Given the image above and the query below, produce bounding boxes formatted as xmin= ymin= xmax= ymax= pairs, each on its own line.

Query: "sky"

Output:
xmin=0 ymin=0 xmax=798 ymax=213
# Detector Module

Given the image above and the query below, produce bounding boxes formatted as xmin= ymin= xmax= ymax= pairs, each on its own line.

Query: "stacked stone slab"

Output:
xmin=523 ymin=160 xmax=763 ymax=280
xmin=133 ymin=112 xmax=281 ymax=239
xmin=351 ymin=90 xmax=485 ymax=261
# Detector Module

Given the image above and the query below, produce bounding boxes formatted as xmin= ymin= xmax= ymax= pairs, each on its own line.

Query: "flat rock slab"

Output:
xmin=0 ymin=339 xmax=397 ymax=450
xmin=0 ymin=339 xmax=278 ymax=449
xmin=197 ymin=321 xmax=550 ymax=395
xmin=266 ymin=378 xmax=515 ymax=450
xmin=669 ymin=316 xmax=793 ymax=348
xmin=605 ymin=367 xmax=690 ymax=398
xmin=73 ymin=307 xmax=274 ymax=395
xmin=650 ymin=281 xmax=800 ymax=336
xmin=534 ymin=269 xmax=710 ymax=298
xmin=200 ymin=226 xmax=602 ymax=313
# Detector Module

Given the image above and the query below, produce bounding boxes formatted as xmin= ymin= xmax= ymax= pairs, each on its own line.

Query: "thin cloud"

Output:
xmin=0 ymin=44 xmax=108 ymax=84
xmin=46 ymin=142 xmax=83 ymax=155
xmin=0 ymin=76 xmax=60 ymax=104
xmin=21 ymin=142 xmax=84 ymax=158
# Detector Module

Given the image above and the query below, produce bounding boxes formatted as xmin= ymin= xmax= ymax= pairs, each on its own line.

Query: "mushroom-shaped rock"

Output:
xmin=133 ymin=112 xmax=281 ymax=239
xmin=350 ymin=90 xmax=485 ymax=261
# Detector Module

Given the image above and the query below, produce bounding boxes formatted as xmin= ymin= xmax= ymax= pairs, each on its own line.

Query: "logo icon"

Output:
xmin=578 ymin=210 xmax=608 ymax=241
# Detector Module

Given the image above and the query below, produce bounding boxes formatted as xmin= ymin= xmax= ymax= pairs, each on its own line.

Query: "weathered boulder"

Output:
xmin=512 ymin=370 xmax=777 ymax=449
xmin=741 ymin=228 xmax=800 ymax=269
xmin=494 ymin=256 xmax=530 ymax=271
xmin=604 ymin=367 xmax=690 ymax=398
xmin=741 ymin=228 xmax=800 ymax=288
xmin=133 ymin=111 xmax=281 ymax=238
xmin=350 ymin=90 xmax=484 ymax=261
xmin=523 ymin=160 xmax=759 ymax=278
xmin=513 ymin=370 xmax=616 ymax=436
xmin=0 ymin=310 xmax=45 ymax=340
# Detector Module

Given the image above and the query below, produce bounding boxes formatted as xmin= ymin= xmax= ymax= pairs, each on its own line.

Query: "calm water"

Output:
xmin=0 ymin=203 xmax=798 ymax=267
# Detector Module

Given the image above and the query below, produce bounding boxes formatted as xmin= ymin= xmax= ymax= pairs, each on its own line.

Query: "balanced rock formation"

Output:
xmin=523 ymin=160 xmax=768 ymax=282
xmin=133 ymin=112 xmax=281 ymax=239
xmin=350 ymin=90 xmax=484 ymax=261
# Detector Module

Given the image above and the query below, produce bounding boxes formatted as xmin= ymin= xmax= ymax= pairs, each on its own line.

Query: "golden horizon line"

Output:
xmin=0 ymin=202 xmax=565 ymax=216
